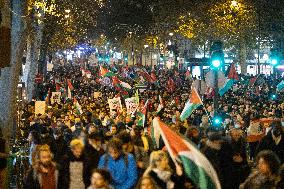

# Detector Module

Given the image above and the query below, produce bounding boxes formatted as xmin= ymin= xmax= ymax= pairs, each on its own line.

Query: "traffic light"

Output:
xmin=270 ymin=48 xmax=280 ymax=66
xmin=210 ymin=41 xmax=224 ymax=69
xmin=213 ymin=116 xmax=223 ymax=127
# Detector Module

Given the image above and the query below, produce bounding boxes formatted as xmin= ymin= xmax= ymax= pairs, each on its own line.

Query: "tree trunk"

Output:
xmin=0 ymin=1 xmax=27 ymax=188
xmin=239 ymin=38 xmax=247 ymax=74
xmin=24 ymin=23 xmax=44 ymax=101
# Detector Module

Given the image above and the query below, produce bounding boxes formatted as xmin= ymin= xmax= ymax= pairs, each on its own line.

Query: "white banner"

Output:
xmin=125 ymin=97 xmax=139 ymax=114
xmin=47 ymin=63 xmax=54 ymax=72
xmin=108 ymin=97 xmax=122 ymax=112
xmin=51 ymin=92 xmax=61 ymax=104
xmin=35 ymin=101 xmax=46 ymax=115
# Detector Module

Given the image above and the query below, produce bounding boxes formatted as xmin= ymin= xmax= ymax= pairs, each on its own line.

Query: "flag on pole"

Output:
xmin=100 ymin=66 xmax=116 ymax=77
xmin=153 ymin=117 xmax=221 ymax=189
xmin=67 ymin=79 xmax=74 ymax=91
xmin=277 ymin=80 xmax=284 ymax=91
xmin=227 ymin=63 xmax=239 ymax=80
xmin=137 ymin=100 xmax=149 ymax=127
xmin=219 ymin=79 xmax=234 ymax=96
xmin=74 ymin=99 xmax=83 ymax=115
xmin=180 ymin=88 xmax=202 ymax=121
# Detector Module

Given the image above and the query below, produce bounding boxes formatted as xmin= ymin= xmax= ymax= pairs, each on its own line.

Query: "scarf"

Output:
xmin=153 ymin=168 xmax=174 ymax=189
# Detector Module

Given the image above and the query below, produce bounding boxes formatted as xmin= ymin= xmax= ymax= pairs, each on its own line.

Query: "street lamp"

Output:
xmin=231 ymin=1 xmax=238 ymax=7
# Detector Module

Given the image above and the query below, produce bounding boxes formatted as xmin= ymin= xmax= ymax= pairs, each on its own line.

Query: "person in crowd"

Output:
xmin=257 ymin=120 xmax=284 ymax=163
xmin=98 ymin=138 xmax=138 ymax=189
xmin=87 ymin=169 xmax=113 ymax=189
xmin=276 ymin=164 xmax=284 ymax=189
xmin=51 ymin=127 xmax=68 ymax=164
xmin=143 ymin=150 xmax=185 ymax=189
xmin=228 ymin=128 xmax=249 ymax=189
xmin=84 ymin=132 xmax=105 ymax=187
xmin=136 ymin=176 xmax=161 ymax=189
xmin=61 ymin=139 xmax=86 ymax=189
xmin=24 ymin=145 xmax=61 ymax=189
xmin=117 ymin=131 xmax=149 ymax=177
xmin=240 ymin=150 xmax=281 ymax=189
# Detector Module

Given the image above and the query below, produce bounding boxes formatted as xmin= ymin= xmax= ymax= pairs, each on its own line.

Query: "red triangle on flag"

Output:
xmin=228 ymin=64 xmax=239 ymax=80
xmin=190 ymin=88 xmax=203 ymax=104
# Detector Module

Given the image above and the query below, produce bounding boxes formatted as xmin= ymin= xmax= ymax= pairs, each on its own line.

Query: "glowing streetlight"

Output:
xmin=169 ymin=32 xmax=174 ymax=36
xmin=231 ymin=1 xmax=238 ymax=7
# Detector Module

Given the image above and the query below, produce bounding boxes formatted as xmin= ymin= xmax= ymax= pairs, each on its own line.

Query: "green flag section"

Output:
xmin=219 ymin=79 xmax=234 ymax=96
xmin=74 ymin=99 xmax=83 ymax=115
xmin=137 ymin=100 xmax=148 ymax=127
xmin=100 ymin=66 xmax=116 ymax=77
xmin=180 ymin=88 xmax=202 ymax=121
xmin=277 ymin=80 xmax=284 ymax=91
xmin=155 ymin=117 xmax=221 ymax=189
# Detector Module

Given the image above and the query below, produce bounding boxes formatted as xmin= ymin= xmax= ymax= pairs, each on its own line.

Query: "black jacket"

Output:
xmin=60 ymin=151 xmax=88 ymax=189
xmin=84 ymin=143 xmax=104 ymax=186
xmin=23 ymin=164 xmax=62 ymax=189
xmin=257 ymin=131 xmax=284 ymax=163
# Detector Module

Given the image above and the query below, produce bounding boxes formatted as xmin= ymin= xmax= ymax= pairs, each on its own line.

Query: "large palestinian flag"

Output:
xmin=99 ymin=66 xmax=116 ymax=77
xmin=154 ymin=117 xmax=221 ymax=189
xmin=180 ymin=87 xmax=202 ymax=121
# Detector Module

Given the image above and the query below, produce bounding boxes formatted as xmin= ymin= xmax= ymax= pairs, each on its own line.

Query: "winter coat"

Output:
xmin=23 ymin=165 xmax=61 ymax=189
xmin=98 ymin=153 xmax=138 ymax=189
xmin=51 ymin=136 xmax=68 ymax=164
xmin=147 ymin=169 xmax=185 ymax=189
xmin=229 ymin=138 xmax=250 ymax=188
xmin=240 ymin=171 xmax=277 ymax=189
xmin=84 ymin=143 xmax=105 ymax=186
xmin=60 ymin=151 xmax=88 ymax=189
xmin=257 ymin=131 xmax=284 ymax=163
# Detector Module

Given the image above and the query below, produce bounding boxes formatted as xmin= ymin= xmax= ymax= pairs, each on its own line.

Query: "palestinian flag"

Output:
xmin=99 ymin=66 xmax=115 ymax=78
xmin=277 ymin=80 xmax=284 ymax=91
xmin=154 ymin=117 xmax=221 ymax=189
xmin=137 ymin=68 xmax=155 ymax=83
xmin=74 ymin=99 xmax=83 ymax=115
xmin=67 ymin=79 xmax=74 ymax=99
xmin=112 ymin=76 xmax=132 ymax=90
xmin=137 ymin=100 xmax=149 ymax=127
xmin=227 ymin=63 xmax=239 ymax=80
xmin=219 ymin=79 xmax=234 ymax=96
xmin=180 ymin=88 xmax=202 ymax=121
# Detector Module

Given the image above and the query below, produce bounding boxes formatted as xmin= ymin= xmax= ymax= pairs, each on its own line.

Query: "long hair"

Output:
xmin=144 ymin=150 xmax=171 ymax=176
xmin=256 ymin=150 xmax=281 ymax=175
xmin=136 ymin=176 xmax=162 ymax=189
xmin=32 ymin=144 xmax=54 ymax=170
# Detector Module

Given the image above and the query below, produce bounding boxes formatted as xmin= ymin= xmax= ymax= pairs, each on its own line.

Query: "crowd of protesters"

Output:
xmin=2 ymin=60 xmax=284 ymax=189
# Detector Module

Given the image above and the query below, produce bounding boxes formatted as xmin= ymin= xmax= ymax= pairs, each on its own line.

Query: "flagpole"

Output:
xmin=193 ymin=87 xmax=213 ymax=125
